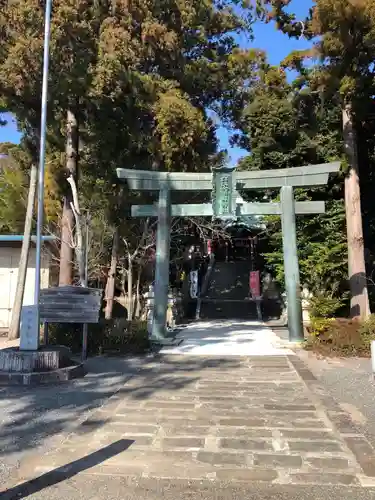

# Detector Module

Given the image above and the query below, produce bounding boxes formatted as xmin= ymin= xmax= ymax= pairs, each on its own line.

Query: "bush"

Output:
xmin=98 ymin=319 xmax=150 ymax=355
xmin=48 ymin=319 xmax=150 ymax=356
xmin=308 ymin=316 xmax=335 ymax=337
xmin=359 ymin=314 xmax=375 ymax=352
xmin=305 ymin=317 xmax=370 ymax=357
xmin=308 ymin=293 xmax=344 ymax=318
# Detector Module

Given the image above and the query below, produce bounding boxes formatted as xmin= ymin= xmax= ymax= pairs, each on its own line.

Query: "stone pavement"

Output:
xmin=162 ymin=320 xmax=294 ymax=356
xmin=2 ymin=321 xmax=375 ymax=499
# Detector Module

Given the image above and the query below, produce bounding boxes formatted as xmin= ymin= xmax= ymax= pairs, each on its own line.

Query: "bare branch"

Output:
xmin=67 ymin=174 xmax=85 ymax=284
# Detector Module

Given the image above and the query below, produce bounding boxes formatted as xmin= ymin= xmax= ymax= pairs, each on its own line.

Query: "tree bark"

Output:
xmin=59 ymin=109 xmax=78 ymax=285
xmin=8 ymin=164 xmax=37 ymax=340
xmin=104 ymin=229 xmax=119 ymax=319
xmin=135 ymin=265 xmax=142 ymax=318
xmin=343 ymin=103 xmax=370 ymax=319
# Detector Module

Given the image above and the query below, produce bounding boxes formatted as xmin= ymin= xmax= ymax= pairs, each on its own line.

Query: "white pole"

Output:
xmin=371 ymin=341 xmax=375 ymax=375
xmin=34 ymin=0 xmax=53 ymax=307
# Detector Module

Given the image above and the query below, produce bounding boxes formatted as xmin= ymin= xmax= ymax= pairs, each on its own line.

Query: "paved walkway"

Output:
xmin=2 ymin=321 xmax=375 ymax=498
xmin=162 ymin=320 xmax=293 ymax=356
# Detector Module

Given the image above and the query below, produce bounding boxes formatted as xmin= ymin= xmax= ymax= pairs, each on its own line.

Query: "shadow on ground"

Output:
xmin=0 ymin=439 xmax=133 ymax=499
xmin=0 ymin=353 xmax=241 ymax=464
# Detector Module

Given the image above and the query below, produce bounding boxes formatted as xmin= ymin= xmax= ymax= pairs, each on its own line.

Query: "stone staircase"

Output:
xmin=199 ymin=261 xmax=259 ymax=320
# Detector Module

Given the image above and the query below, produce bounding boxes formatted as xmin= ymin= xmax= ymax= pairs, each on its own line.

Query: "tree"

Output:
xmin=229 ymin=55 xmax=348 ymax=315
xmin=0 ymin=153 xmax=29 ymax=233
xmin=1 ymin=0 xmax=256 ymax=291
xmin=255 ymin=0 xmax=375 ymax=318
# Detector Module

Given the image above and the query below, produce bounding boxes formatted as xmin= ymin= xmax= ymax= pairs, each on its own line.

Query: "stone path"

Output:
xmin=3 ymin=321 xmax=375 ymax=497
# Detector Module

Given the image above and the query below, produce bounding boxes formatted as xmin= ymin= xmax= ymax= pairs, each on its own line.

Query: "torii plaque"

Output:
xmin=117 ymin=162 xmax=340 ymax=345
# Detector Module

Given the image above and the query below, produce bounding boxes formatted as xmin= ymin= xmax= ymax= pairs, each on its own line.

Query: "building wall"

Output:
xmin=0 ymin=247 xmax=50 ymax=329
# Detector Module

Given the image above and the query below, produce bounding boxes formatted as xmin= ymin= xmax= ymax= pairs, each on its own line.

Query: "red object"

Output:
xmin=207 ymin=240 xmax=212 ymax=255
xmin=249 ymin=271 xmax=261 ymax=298
xmin=148 ymin=247 xmax=156 ymax=262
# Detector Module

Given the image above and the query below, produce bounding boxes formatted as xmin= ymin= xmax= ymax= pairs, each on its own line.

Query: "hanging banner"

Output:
xmin=190 ymin=270 xmax=199 ymax=299
xmin=249 ymin=270 xmax=261 ymax=298
xmin=207 ymin=239 xmax=212 ymax=255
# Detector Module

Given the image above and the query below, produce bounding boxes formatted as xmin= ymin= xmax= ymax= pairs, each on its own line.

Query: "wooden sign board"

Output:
xmin=39 ymin=286 xmax=102 ymax=324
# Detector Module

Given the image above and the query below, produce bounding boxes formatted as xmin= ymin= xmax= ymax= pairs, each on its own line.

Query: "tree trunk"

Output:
xmin=104 ymin=229 xmax=119 ymax=319
xmin=59 ymin=109 xmax=78 ymax=285
xmin=343 ymin=103 xmax=370 ymax=319
xmin=8 ymin=164 xmax=37 ymax=340
xmin=127 ymin=255 xmax=133 ymax=320
xmin=135 ymin=266 xmax=142 ymax=318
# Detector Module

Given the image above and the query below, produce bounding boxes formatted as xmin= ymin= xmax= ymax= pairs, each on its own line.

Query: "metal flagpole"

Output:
xmin=34 ymin=0 xmax=53 ymax=308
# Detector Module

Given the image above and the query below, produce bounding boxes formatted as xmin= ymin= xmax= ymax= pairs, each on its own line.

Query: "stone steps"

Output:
xmin=205 ymin=261 xmax=251 ymax=301
xmin=200 ymin=299 xmax=259 ymax=320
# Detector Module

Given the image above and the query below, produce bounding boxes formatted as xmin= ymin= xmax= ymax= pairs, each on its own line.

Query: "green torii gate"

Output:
xmin=117 ymin=162 xmax=340 ymax=345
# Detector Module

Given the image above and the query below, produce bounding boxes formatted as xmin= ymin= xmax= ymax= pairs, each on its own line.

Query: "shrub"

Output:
xmin=98 ymin=319 xmax=150 ymax=355
xmin=48 ymin=319 xmax=150 ymax=356
xmin=305 ymin=317 xmax=369 ymax=356
xmin=358 ymin=314 xmax=375 ymax=352
xmin=308 ymin=316 xmax=335 ymax=337
xmin=308 ymin=293 xmax=344 ymax=318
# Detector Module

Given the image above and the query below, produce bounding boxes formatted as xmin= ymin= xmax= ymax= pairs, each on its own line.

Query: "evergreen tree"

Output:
xmin=230 ymin=57 xmax=348 ymax=315
xmin=0 ymin=0 xmax=256 ymax=290
xmin=258 ymin=0 xmax=375 ymax=317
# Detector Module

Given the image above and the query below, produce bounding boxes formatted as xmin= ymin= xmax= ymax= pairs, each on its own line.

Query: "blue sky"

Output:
xmin=0 ymin=0 xmax=313 ymax=164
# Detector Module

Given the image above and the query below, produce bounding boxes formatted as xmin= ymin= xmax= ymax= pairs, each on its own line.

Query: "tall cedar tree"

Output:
xmin=255 ymin=0 xmax=375 ymax=318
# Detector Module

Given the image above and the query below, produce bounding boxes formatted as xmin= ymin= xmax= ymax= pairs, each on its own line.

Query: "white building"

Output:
xmin=0 ymin=242 xmax=50 ymax=331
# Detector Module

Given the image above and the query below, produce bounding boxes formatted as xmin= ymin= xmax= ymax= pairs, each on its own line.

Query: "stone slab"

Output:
xmin=0 ymin=362 xmax=86 ymax=385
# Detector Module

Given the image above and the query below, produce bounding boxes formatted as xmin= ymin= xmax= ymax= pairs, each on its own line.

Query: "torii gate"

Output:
xmin=117 ymin=162 xmax=340 ymax=345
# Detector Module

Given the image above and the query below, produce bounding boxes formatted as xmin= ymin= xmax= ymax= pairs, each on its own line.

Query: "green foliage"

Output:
xmin=252 ymin=1 xmax=375 ymax=317
xmin=231 ymin=54 xmax=348 ymax=306
xmin=48 ymin=319 xmax=149 ymax=356
xmin=308 ymin=316 xmax=335 ymax=337
xmin=0 ymin=0 xmax=258 ymax=286
xmin=153 ymin=88 xmax=210 ymax=171
xmin=0 ymin=153 xmax=28 ymax=233
xmin=309 ymin=294 xmax=345 ymax=319
xmin=359 ymin=314 xmax=375 ymax=351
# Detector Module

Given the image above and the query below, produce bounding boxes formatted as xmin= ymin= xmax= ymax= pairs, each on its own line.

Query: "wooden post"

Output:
xmin=82 ymin=218 xmax=89 ymax=361
xmin=8 ymin=163 xmax=37 ymax=340
xmin=104 ymin=229 xmax=119 ymax=319
xmin=280 ymin=186 xmax=303 ymax=342
xmin=151 ymin=181 xmax=171 ymax=342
